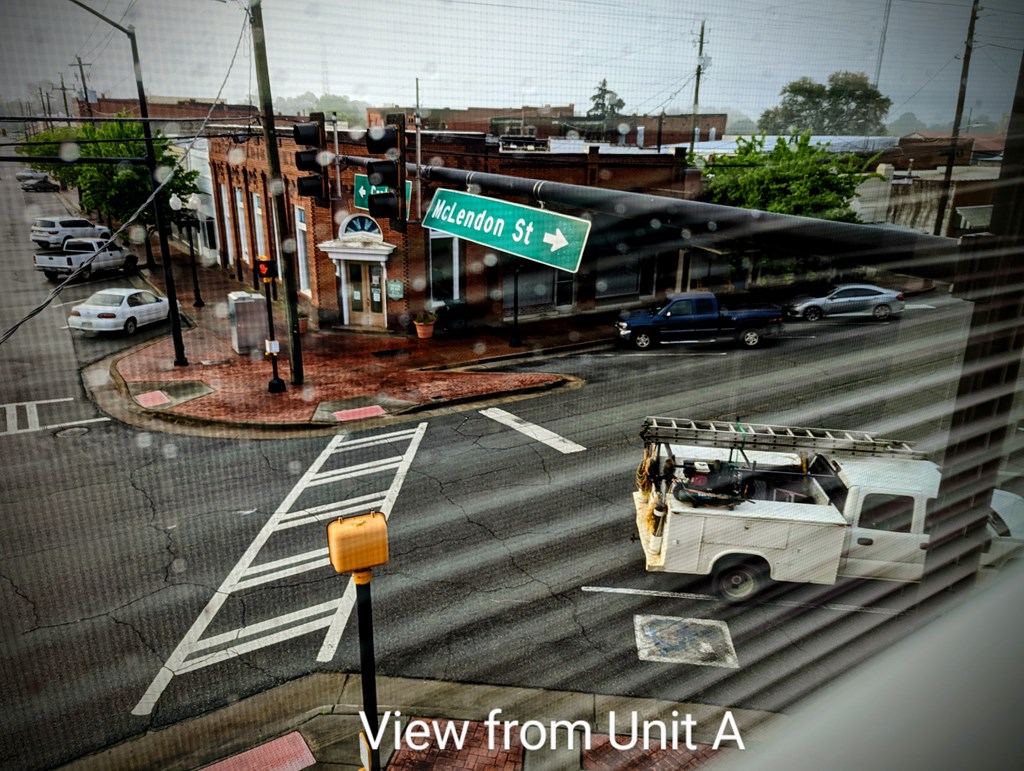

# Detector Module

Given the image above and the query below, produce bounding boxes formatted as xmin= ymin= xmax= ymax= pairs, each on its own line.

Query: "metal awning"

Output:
xmin=956 ymin=205 xmax=992 ymax=230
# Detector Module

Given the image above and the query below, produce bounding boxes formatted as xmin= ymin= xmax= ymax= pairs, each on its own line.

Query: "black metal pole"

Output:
xmin=263 ymin=279 xmax=285 ymax=393
xmin=249 ymin=0 xmax=304 ymax=386
xmin=509 ymin=258 xmax=523 ymax=347
xmin=66 ymin=1 xmax=187 ymax=365
xmin=186 ymin=221 xmax=204 ymax=308
xmin=128 ymin=28 xmax=187 ymax=366
xmin=934 ymin=0 xmax=980 ymax=236
xmin=355 ymin=574 xmax=381 ymax=771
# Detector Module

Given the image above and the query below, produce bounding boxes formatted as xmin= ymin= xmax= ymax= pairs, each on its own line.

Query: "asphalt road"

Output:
xmin=1 ymin=163 xmax=992 ymax=770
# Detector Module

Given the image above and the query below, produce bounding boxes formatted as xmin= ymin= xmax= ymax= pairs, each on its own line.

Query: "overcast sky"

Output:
xmin=2 ymin=0 xmax=1022 ymax=129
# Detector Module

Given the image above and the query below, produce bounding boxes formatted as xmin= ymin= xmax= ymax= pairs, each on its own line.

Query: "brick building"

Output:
xmin=369 ymin=105 xmax=728 ymax=147
xmin=207 ymin=128 xmax=700 ymax=333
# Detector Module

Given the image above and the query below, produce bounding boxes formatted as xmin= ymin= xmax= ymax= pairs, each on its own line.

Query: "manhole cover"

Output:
xmin=634 ymin=615 xmax=739 ymax=668
xmin=55 ymin=426 xmax=90 ymax=438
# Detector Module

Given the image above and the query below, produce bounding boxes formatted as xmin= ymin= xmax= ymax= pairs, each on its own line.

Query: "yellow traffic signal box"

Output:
xmin=327 ymin=512 xmax=389 ymax=574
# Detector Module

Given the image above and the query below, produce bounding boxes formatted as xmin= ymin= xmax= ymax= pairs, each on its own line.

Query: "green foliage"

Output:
xmin=273 ymin=91 xmax=368 ymax=124
xmin=72 ymin=115 xmax=199 ymax=234
xmin=701 ymin=132 xmax=871 ymax=223
xmin=16 ymin=127 xmax=82 ymax=188
xmin=758 ymin=72 xmax=891 ymax=136
xmin=587 ymin=79 xmax=625 ymax=118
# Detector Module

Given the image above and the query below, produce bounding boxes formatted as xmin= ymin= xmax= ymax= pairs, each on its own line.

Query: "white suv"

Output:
xmin=31 ymin=216 xmax=111 ymax=250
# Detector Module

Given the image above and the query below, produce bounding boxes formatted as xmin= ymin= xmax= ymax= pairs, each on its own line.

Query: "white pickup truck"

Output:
xmin=33 ymin=238 xmax=137 ymax=281
xmin=633 ymin=417 xmax=1023 ymax=602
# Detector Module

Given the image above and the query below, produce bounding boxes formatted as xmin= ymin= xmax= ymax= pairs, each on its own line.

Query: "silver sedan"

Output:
xmin=68 ymin=288 xmax=169 ymax=335
xmin=784 ymin=283 xmax=905 ymax=321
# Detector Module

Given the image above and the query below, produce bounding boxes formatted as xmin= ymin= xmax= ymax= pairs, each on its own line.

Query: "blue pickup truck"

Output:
xmin=614 ymin=291 xmax=784 ymax=350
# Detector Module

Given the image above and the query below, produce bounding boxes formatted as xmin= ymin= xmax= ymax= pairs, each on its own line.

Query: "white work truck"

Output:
xmin=33 ymin=237 xmax=136 ymax=281
xmin=633 ymin=417 xmax=1023 ymax=602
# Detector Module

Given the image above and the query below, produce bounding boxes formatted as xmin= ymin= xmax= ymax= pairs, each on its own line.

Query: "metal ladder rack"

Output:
xmin=640 ymin=416 xmax=928 ymax=459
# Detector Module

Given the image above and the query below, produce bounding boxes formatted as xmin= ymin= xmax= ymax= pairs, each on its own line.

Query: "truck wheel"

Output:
xmin=43 ymin=270 xmax=59 ymax=282
xmin=713 ymin=561 xmax=766 ymax=603
xmin=803 ymin=306 xmax=823 ymax=322
xmin=124 ymin=317 xmax=138 ymax=335
xmin=738 ymin=328 xmax=762 ymax=348
xmin=872 ymin=304 xmax=892 ymax=321
xmin=631 ymin=331 xmax=655 ymax=350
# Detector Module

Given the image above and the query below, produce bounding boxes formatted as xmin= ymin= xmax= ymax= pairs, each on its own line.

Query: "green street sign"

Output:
xmin=353 ymin=173 xmax=412 ymax=211
xmin=421 ymin=189 xmax=591 ymax=273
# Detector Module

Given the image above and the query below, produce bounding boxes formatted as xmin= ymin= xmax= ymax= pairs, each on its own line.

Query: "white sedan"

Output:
xmin=68 ymin=288 xmax=169 ymax=335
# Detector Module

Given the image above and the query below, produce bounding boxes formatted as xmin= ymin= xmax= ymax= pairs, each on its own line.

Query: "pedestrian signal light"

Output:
xmin=327 ymin=512 xmax=389 ymax=574
xmin=257 ymin=258 xmax=278 ymax=281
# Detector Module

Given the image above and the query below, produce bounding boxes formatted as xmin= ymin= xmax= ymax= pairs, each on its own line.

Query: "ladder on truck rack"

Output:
xmin=640 ymin=417 xmax=928 ymax=460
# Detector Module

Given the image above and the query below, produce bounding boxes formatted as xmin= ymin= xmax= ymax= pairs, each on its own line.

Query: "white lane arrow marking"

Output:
xmin=543 ymin=228 xmax=569 ymax=252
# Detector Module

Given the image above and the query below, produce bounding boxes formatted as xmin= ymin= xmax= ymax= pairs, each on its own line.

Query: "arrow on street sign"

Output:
xmin=353 ymin=173 xmax=412 ymax=211
xmin=421 ymin=188 xmax=591 ymax=273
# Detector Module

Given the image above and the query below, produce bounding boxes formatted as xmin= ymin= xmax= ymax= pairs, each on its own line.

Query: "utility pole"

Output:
xmin=249 ymin=0 xmax=304 ymax=385
xmin=934 ymin=0 xmax=979 ymax=237
xmin=689 ymin=20 xmax=705 ymax=155
xmin=56 ymin=74 xmax=73 ymax=126
xmin=75 ymin=57 xmax=96 ymax=125
xmin=38 ymin=87 xmax=51 ymax=129
xmin=873 ymin=0 xmax=893 ymax=87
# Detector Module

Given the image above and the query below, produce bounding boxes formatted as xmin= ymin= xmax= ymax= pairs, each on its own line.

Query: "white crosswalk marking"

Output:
xmin=1 ymin=398 xmax=110 ymax=435
xmin=480 ymin=407 xmax=586 ymax=453
xmin=132 ymin=423 xmax=427 ymax=716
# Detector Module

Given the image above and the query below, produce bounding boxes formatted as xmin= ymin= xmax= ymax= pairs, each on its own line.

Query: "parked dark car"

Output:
xmin=21 ymin=177 xmax=60 ymax=192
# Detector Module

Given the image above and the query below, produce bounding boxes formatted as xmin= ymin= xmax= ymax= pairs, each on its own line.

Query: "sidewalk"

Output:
xmin=65 ymin=673 xmax=776 ymax=770
xmin=94 ymin=244 xmax=620 ymax=436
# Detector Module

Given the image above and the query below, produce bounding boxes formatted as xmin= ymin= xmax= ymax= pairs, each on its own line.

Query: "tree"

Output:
xmin=16 ymin=126 xmax=83 ymax=189
xmin=20 ymin=116 xmax=199 ymax=240
xmin=701 ymin=132 xmax=876 ymax=284
xmin=886 ymin=112 xmax=927 ymax=137
xmin=702 ymin=132 xmax=871 ymax=222
xmin=758 ymin=72 xmax=892 ymax=135
xmin=76 ymin=117 xmax=199 ymax=239
xmin=273 ymin=91 xmax=368 ymax=125
xmin=587 ymin=79 xmax=624 ymax=118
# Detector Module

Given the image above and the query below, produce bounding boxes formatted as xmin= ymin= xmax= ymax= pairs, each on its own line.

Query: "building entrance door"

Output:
xmin=345 ymin=261 xmax=386 ymax=327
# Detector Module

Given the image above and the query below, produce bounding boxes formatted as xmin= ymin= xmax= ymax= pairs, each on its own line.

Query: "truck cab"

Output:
xmin=615 ymin=291 xmax=783 ymax=350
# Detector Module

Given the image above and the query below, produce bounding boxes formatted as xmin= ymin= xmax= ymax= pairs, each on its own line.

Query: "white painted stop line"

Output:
xmin=480 ymin=407 xmax=586 ymax=453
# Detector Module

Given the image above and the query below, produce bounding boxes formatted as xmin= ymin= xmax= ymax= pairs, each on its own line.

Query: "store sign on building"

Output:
xmin=422 ymin=189 xmax=591 ymax=273
xmin=386 ymin=279 xmax=404 ymax=300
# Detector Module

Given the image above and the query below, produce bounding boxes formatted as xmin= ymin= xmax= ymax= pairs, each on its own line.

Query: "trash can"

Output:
xmin=228 ymin=291 xmax=264 ymax=354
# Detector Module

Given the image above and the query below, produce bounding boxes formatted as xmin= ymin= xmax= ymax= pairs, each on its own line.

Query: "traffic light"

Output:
xmin=364 ymin=114 xmax=406 ymax=228
xmin=293 ymin=111 xmax=330 ymax=204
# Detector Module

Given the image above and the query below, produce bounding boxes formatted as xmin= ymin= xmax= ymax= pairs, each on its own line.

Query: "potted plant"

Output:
xmin=413 ymin=308 xmax=437 ymax=339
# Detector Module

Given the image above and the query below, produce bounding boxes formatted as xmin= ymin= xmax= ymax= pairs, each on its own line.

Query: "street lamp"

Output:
xmin=169 ymin=192 xmax=205 ymax=308
xmin=67 ymin=0 xmax=187 ymax=366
